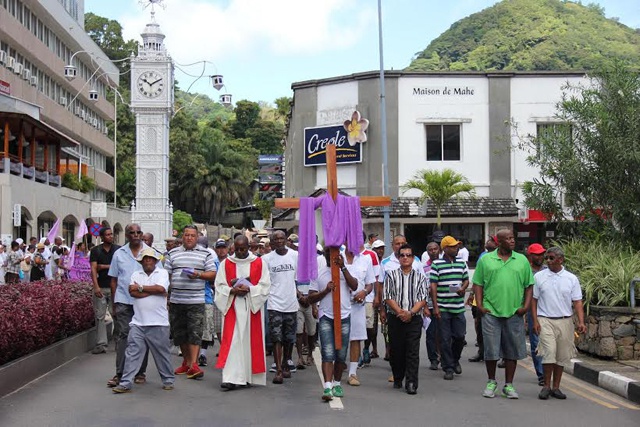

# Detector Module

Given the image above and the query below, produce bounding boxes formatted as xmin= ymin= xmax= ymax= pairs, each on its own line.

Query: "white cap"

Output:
xmin=371 ymin=239 xmax=385 ymax=249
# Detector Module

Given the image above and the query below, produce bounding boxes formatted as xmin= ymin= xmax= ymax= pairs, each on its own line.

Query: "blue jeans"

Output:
xmin=425 ymin=313 xmax=439 ymax=363
xmin=527 ymin=310 xmax=544 ymax=380
xmin=437 ymin=311 xmax=466 ymax=372
xmin=318 ymin=315 xmax=350 ymax=363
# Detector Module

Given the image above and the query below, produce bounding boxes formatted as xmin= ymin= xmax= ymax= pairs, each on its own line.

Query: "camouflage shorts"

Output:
xmin=268 ymin=310 xmax=297 ymax=344
xmin=169 ymin=303 xmax=205 ymax=346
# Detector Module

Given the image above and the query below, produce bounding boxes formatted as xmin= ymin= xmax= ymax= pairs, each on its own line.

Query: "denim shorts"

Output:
xmin=268 ymin=310 xmax=297 ymax=344
xmin=482 ymin=313 xmax=526 ymax=361
xmin=318 ymin=315 xmax=350 ymax=364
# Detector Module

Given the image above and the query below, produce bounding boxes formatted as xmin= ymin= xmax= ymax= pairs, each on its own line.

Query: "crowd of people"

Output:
xmin=0 ymin=236 xmax=92 ymax=284
xmin=3 ymin=223 xmax=586 ymax=403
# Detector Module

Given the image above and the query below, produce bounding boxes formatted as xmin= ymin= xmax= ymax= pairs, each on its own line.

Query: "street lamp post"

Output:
xmin=378 ymin=0 xmax=391 ymax=254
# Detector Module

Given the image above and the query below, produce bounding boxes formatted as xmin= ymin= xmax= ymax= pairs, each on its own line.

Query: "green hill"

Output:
xmin=407 ymin=0 xmax=640 ymax=71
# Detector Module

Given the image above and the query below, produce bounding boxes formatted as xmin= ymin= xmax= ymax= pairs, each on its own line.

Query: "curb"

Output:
xmin=568 ymin=359 xmax=640 ymax=405
xmin=0 ymin=327 xmax=96 ymax=398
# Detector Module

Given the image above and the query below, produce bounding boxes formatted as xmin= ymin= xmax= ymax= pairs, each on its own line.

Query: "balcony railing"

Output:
xmin=0 ymin=157 xmax=62 ymax=188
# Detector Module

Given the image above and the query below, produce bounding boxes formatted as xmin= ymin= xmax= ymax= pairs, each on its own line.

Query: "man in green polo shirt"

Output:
xmin=473 ymin=229 xmax=533 ymax=399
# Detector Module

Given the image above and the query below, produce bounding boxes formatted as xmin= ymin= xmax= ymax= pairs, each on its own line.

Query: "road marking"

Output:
xmin=312 ymin=348 xmax=344 ymax=410
xmin=517 ymin=360 xmax=640 ymax=410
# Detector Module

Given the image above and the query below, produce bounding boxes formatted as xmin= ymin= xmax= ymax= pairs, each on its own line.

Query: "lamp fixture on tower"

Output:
xmin=220 ymin=93 xmax=232 ymax=107
xmin=64 ymin=64 xmax=78 ymax=81
xmin=88 ymin=88 xmax=99 ymax=102
xmin=210 ymin=75 xmax=224 ymax=90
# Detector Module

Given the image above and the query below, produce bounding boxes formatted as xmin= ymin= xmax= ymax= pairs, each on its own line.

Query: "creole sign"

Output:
xmin=303 ymin=111 xmax=368 ymax=167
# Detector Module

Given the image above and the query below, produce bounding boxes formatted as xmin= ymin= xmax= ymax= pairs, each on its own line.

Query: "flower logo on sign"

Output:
xmin=343 ymin=111 xmax=369 ymax=146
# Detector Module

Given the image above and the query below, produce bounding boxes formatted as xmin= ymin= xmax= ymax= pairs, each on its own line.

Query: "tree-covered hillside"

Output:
xmin=407 ymin=0 xmax=640 ymax=71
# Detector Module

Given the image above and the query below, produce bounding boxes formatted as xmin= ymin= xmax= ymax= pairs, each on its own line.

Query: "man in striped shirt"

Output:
xmin=430 ymin=235 xmax=469 ymax=381
xmin=164 ymin=225 xmax=217 ymax=380
xmin=384 ymin=244 xmax=429 ymax=395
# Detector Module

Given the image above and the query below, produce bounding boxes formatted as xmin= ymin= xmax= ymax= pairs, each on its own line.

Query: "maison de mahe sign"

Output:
xmin=304 ymin=111 xmax=369 ymax=167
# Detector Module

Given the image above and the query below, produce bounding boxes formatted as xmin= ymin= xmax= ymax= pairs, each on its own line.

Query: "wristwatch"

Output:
xmin=138 ymin=284 xmax=144 ymax=293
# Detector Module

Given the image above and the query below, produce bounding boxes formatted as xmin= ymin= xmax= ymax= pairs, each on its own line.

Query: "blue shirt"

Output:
xmin=108 ymin=243 xmax=150 ymax=305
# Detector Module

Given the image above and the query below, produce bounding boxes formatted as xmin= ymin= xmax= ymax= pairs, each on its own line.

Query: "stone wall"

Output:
xmin=577 ymin=306 xmax=640 ymax=360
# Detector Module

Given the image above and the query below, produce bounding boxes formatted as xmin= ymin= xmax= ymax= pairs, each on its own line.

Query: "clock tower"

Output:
xmin=130 ymin=10 xmax=174 ymax=247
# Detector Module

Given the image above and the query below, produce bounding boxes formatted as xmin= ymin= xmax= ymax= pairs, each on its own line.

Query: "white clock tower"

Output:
xmin=130 ymin=10 xmax=174 ymax=247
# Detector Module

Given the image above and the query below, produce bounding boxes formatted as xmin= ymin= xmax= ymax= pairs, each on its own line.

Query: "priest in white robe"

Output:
xmin=215 ymin=235 xmax=270 ymax=390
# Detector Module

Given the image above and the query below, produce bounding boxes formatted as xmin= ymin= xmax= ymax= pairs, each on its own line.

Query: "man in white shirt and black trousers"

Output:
xmin=384 ymin=244 xmax=429 ymax=395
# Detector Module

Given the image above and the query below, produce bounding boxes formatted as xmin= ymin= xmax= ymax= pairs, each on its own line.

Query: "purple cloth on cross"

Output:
xmin=297 ymin=193 xmax=363 ymax=282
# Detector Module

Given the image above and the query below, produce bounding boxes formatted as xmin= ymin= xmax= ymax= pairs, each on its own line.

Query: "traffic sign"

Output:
xmin=90 ymin=223 xmax=102 ymax=237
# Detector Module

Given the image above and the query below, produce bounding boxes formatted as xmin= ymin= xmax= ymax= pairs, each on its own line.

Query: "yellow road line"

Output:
xmin=517 ymin=360 xmax=640 ymax=410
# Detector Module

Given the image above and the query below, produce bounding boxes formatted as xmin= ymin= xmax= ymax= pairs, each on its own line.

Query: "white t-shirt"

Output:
xmin=533 ymin=267 xmax=582 ymax=318
xmin=130 ymin=267 xmax=170 ymax=326
xmin=344 ymin=253 xmax=376 ymax=304
xmin=458 ymin=247 xmax=470 ymax=262
xmin=262 ymin=248 xmax=299 ymax=313
xmin=311 ymin=260 xmax=352 ymax=320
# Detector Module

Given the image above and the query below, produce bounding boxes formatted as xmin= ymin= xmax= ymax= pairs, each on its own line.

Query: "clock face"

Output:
xmin=137 ymin=71 xmax=164 ymax=98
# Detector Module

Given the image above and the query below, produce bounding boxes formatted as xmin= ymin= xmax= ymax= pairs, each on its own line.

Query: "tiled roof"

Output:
xmin=362 ymin=197 xmax=518 ymax=218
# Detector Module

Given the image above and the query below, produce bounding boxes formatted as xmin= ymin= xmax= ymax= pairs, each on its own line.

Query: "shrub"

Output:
xmin=559 ymin=239 xmax=640 ymax=311
xmin=0 ymin=280 xmax=94 ymax=366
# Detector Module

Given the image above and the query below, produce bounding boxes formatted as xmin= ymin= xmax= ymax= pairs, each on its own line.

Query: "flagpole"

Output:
xmin=378 ymin=0 xmax=391 ymax=253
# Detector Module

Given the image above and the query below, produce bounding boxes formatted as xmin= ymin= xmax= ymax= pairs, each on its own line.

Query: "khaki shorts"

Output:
xmin=365 ymin=302 xmax=375 ymax=329
xmin=296 ymin=304 xmax=317 ymax=336
xmin=537 ymin=317 xmax=577 ymax=367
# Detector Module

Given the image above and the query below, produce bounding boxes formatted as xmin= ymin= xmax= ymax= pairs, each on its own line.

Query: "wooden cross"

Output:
xmin=275 ymin=143 xmax=391 ymax=349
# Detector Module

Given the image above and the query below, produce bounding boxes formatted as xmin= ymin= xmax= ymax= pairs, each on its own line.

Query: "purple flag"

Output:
xmin=76 ymin=219 xmax=88 ymax=242
xmin=47 ymin=218 xmax=61 ymax=242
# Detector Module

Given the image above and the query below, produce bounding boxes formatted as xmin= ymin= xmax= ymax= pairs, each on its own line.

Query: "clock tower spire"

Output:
xmin=130 ymin=8 xmax=175 ymax=247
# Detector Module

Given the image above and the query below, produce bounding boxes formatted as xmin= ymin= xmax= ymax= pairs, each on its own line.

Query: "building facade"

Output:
xmin=277 ymin=70 xmax=586 ymax=264
xmin=0 ymin=0 xmax=130 ymax=244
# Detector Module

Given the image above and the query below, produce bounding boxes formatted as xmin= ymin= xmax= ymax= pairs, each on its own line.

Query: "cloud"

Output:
xmin=120 ymin=0 xmax=375 ymax=64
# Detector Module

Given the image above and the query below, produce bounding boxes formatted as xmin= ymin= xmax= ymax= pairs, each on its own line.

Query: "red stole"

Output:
xmin=215 ymin=257 xmax=266 ymax=374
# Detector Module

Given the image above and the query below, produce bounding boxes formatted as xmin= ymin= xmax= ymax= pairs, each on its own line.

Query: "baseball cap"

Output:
xmin=214 ymin=239 xmax=227 ymax=248
xmin=259 ymin=238 xmax=270 ymax=246
xmin=371 ymin=239 xmax=386 ymax=249
xmin=288 ymin=234 xmax=299 ymax=247
xmin=527 ymin=243 xmax=546 ymax=255
xmin=440 ymin=236 xmax=461 ymax=248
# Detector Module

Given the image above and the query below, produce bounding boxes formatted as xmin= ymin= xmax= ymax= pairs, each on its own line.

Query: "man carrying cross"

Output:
xmin=306 ymin=246 xmax=358 ymax=401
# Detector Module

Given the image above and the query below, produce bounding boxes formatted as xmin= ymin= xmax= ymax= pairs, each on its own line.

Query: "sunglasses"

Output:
xmin=398 ymin=253 xmax=413 ymax=258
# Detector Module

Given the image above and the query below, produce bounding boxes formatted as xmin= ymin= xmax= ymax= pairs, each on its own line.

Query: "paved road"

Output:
xmin=1 ymin=314 xmax=638 ymax=427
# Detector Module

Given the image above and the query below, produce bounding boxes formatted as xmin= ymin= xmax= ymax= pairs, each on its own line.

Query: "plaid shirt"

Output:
xmin=5 ymin=251 xmax=22 ymax=275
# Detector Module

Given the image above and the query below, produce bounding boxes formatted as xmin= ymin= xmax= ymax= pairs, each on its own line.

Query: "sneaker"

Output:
xmin=269 ymin=362 xmax=277 ymax=373
xmin=550 ymin=389 xmax=567 ymax=400
xmin=112 ymin=385 xmax=131 ymax=394
xmin=468 ymin=353 xmax=483 ymax=362
xmin=453 ymin=364 xmax=462 ymax=375
xmin=482 ymin=380 xmax=498 ymax=398
xmin=91 ymin=346 xmax=106 ymax=354
xmin=187 ymin=365 xmax=204 ymax=380
xmin=538 ymin=378 xmax=545 ymax=386
xmin=538 ymin=387 xmax=551 ymax=400
xmin=348 ymin=374 xmax=360 ymax=386
xmin=322 ymin=388 xmax=333 ymax=401
xmin=388 ymin=375 xmax=394 ymax=383
xmin=198 ymin=354 xmax=207 ymax=367
xmin=497 ymin=359 xmax=506 ymax=368
xmin=287 ymin=360 xmax=297 ymax=373
xmin=502 ymin=383 xmax=519 ymax=399
xmin=332 ymin=385 xmax=344 ymax=398
xmin=162 ymin=384 xmax=174 ymax=391
xmin=429 ymin=361 xmax=439 ymax=371
xmin=362 ymin=348 xmax=371 ymax=365
xmin=444 ymin=371 xmax=454 ymax=380
xmin=357 ymin=357 xmax=364 ymax=369
xmin=174 ymin=362 xmax=189 ymax=375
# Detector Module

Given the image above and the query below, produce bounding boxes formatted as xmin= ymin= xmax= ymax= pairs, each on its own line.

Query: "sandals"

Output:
xmin=134 ymin=374 xmax=146 ymax=384
xmin=107 ymin=375 xmax=120 ymax=388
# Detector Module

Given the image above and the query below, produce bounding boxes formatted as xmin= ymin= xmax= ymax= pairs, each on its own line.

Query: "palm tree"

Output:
xmin=401 ymin=169 xmax=475 ymax=228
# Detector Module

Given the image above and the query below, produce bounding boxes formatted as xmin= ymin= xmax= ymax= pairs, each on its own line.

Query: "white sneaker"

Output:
xmin=287 ymin=359 xmax=297 ymax=372
xmin=269 ymin=362 xmax=277 ymax=373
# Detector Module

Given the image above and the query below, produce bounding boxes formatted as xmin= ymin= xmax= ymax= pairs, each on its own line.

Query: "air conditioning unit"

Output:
xmin=13 ymin=62 xmax=23 ymax=75
xmin=6 ymin=56 xmax=15 ymax=69
xmin=30 ymin=76 xmax=38 ymax=87
xmin=22 ymin=69 xmax=31 ymax=81
xmin=74 ymin=106 xmax=81 ymax=116
xmin=80 ymin=111 xmax=86 ymax=120
xmin=0 ymin=51 xmax=6 ymax=65
xmin=102 ymin=127 xmax=108 ymax=135
xmin=92 ymin=118 xmax=98 ymax=127
xmin=59 ymin=96 xmax=67 ymax=106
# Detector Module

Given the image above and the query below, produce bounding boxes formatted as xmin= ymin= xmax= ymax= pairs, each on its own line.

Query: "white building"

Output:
xmin=0 ymin=0 xmax=130 ymax=244
xmin=275 ymin=70 xmax=586 ymax=264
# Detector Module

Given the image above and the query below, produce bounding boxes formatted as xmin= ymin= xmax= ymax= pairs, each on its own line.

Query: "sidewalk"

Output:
xmin=567 ymin=352 xmax=640 ymax=404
